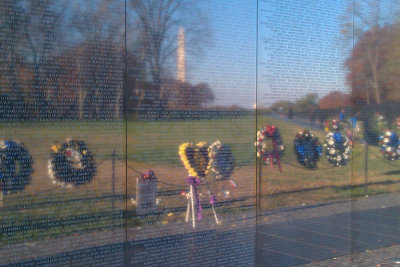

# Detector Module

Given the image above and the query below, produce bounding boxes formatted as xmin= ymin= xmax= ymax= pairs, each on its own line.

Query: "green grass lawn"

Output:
xmin=2 ymin=116 xmax=400 ymax=243
xmin=255 ymin=116 xmax=400 ymax=209
xmin=127 ymin=117 xmax=256 ymax=166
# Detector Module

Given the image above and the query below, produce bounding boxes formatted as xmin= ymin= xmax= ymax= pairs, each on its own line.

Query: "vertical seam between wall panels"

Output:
xmin=350 ymin=0 xmax=355 ymax=261
xmin=255 ymin=0 xmax=259 ymax=264
xmin=124 ymin=0 xmax=128 ymax=265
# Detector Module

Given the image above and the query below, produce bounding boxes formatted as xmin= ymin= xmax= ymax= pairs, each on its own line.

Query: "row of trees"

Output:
xmin=269 ymin=94 xmax=320 ymax=118
xmin=0 ymin=0 xmax=213 ymax=120
xmin=0 ymin=0 xmax=124 ymax=120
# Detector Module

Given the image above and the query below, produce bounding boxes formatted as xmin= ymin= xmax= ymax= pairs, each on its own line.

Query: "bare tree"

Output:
xmin=45 ymin=0 xmax=126 ymax=120
xmin=129 ymin=0 xmax=210 ymax=113
xmin=20 ymin=0 xmax=69 ymax=117
xmin=71 ymin=0 xmax=124 ymax=119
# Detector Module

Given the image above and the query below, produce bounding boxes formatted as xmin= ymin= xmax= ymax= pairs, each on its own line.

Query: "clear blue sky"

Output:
xmin=187 ymin=0 xmax=400 ymax=109
xmin=188 ymin=0 xmax=257 ymax=108
xmin=188 ymin=0 xmax=400 ymax=109
xmin=188 ymin=0 xmax=350 ymax=108
xmin=258 ymin=0 xmax=350 ymax=108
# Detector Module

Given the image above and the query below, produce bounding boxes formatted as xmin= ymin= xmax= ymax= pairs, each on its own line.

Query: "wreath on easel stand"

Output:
xmin=208 ymin=141 xmax=235 ymax=182
xmin=48 ymin=139 xmax=96 ymax=187
xmin=324 ymin=121 xmax=351 ymax=166
xmin=255 ymin=125 xmax=285 ymax=172
xmin=0 ymin=140 xmax=33 ymax=195
xmin=208 ymin=141 xmax=237 ymax=198
xmin=294 ymin=130 xmax=322 ymax=169
xmin=179 ymin=142 xmax=220 ymax=228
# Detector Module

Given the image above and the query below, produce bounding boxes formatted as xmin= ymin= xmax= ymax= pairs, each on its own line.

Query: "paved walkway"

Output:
xmin=257 ymin=193 xmax=400 ymax=266
xmin=267 ymin=113 xmax=324 ymax=131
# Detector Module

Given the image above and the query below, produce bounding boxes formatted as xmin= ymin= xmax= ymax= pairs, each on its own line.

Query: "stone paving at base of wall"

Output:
xmin=2 ymin=191 xmax=400 ymax=266
xmin=0 ymin=208 xmax=256 ymax=265
xmin=300 ymin=244 xmax=400 ymax=267
xmin=257 ymin=192 xmax=400 ymax=266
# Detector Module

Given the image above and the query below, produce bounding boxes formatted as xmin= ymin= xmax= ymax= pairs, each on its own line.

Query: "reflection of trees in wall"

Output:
xmin=0 ymin=0 xmax=61 ymax=118
xmin=345 ymin=24 xmax=400 ymax=105
xmin=342 ymin=1 xmax=400 ymax=143
xmin=293 ymin=93 xmax=319 ymax=118
xmin=52 ymin=41 xmax=122 ymax=120
xmin=319 ymin=91 xmax=351 ymax=110
xmin=22 ymin=0 xmax=65 ymax=117
xmin=341 ymin=0 xmax=400 ymax=105
xmin=0 ymin=0 xmax=124 ymax=120
xmin=0 ymin=0 xmax=26 ymax=118
xmin=166 ymin=81 xmax=214 ymax=110
xmin=69 ymin=0 xmax=124 ymax=120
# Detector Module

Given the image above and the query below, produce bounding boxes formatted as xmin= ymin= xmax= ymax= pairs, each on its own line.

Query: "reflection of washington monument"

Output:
xmin=177 ymin=27 xmax=185 ymax=82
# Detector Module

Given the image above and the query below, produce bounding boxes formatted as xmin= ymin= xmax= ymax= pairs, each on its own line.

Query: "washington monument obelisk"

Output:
xmin=177 ymin=27 xmax=185 ymax=83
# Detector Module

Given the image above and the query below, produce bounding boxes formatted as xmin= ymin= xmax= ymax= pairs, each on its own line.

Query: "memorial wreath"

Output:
xmin=256 ymin=125 xmax=284 ymax=170
xmin=0 ymin=140 xmax=33 ymax=194
xmin=208 ymin=141 xmax=235 ymax=181
xmin=324 ymin=131 xmax=351 ymax=166
xmin=179 ymin=142 xmax=220 ymax=227
xmin=48 ymin=138 xmax=96 ymax=187
xmin=294 ymin=130 xmax=322 ymax=169
xmin=178 ymin=142 xmax=210 ymax=179
xmin=379 ymin=130 xmax=400 ymax=161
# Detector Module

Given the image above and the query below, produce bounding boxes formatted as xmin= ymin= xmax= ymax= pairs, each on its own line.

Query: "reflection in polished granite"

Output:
xmin=4 ymin=193 xmax=400 ymax=266
xmin=257 ymin=192 xmax=400 ymax=266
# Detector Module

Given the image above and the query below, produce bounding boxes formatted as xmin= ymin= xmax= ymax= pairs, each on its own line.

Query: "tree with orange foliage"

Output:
xmin=340 ymin=0 xmax=400 ymax=105
xmin=319 ymin=91 xmax=351 ymax=110
xmin=345 ymin=25 xmax=395 ymax=104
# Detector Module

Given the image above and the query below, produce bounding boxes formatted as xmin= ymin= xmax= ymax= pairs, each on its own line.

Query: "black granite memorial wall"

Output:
xmin=1 ymin=0 xmax=400 ymax=266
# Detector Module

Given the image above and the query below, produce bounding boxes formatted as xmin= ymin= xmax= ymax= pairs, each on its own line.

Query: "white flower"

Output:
xmin=0 ymin=141 xmax=6 ymax=150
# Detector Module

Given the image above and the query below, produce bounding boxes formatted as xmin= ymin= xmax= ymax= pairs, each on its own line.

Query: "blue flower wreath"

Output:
xmin=0 ymin=140 xmax=33 ymax=194
xmin=294 ymin=130 xmax=322 ymax=169
xmin=324 ymin=131 xmax=351 ymax=166
xmin=379 ymin=130 xmax=400 ymax=161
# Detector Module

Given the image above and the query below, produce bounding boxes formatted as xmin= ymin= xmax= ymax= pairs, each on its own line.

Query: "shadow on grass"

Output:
xmin=264 ymin=178 xmax=400 ymax=198
xmin=383 ymin=170 xmax=400 ymax=175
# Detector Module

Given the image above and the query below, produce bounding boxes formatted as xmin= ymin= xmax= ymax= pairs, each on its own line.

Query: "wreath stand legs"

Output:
xmin=185 ymin=185 xmax=197 ymax=228
xmin=208 ymin=189 xmax=220 ymax=225
xmin=185 ymin=184 xmax=221 ymax=228
xmin=205 ymin=181 xmax=220 ymax=225
xmin=185 ymin=186 xmax=191 ymax=223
